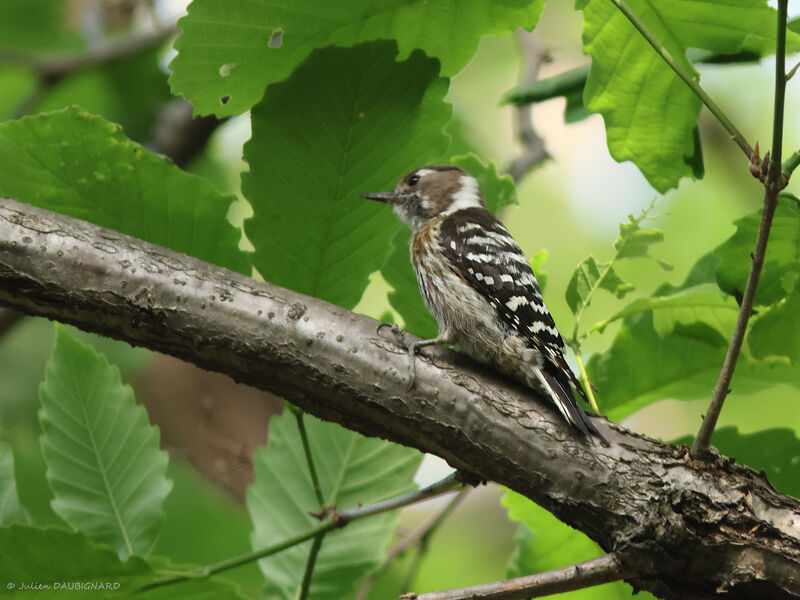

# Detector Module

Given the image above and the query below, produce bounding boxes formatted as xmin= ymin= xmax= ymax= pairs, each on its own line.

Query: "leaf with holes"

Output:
xmin=565 ymin=255 xmax=634 ymax=317
xmin=247 ymin=411 xmax=421 ymax=599
xmin=170 ymin=0 xmax=545 ymax=116
xmin=38 ymin=325 xmax=172 ymax=559
xmin=243 ymin=41 xmax=450 ymax=310
xmin=0 ymin=107 xmax=249 ymax=274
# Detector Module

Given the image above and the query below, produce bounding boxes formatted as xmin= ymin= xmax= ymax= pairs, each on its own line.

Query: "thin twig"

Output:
xmin=399 ymin=552 xmax=634 ymax=600
xmin=298 ymin=533 xmax=325 ymax=600
xmin=137 ymin=472 xmax=463 ymax=592
xmin=691 ymin=0 xmax=788 ymax=458
xmin=506 ymin=31 xmax=549 ymax=182
xmin=290 ymin=405 xmax=325 ymax=506
xmin=608 ymin=0 xmax=753 ymax=159
xmin=356 ymin=487 xmax=470 ymax=600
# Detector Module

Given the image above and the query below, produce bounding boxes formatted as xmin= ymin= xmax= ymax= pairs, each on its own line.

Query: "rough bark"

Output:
xmin=1 ymin=197 xmax=799 ymax=600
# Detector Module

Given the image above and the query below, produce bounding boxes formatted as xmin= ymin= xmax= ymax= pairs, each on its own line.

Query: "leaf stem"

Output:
xmin=299 ymin=533 xmax=325 ymax=600
xmin=573 ymin=353 xmax=599 ymax=413
xmin=608 ymin=0 xmax=753 ymax=159
xmin=691 ymin=0 xmax=788 ymax=458
xmin=137 ymin=472 xmax=463 ymax=593
xmin=783 ymin=150 xmax=800 ymax=177
xmin=291 ymin=405 xmax=325 ymax=506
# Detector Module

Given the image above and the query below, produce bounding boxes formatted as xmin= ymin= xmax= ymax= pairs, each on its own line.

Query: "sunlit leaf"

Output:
xmin=566 ymin=255 xmax=634 ymax=316
xmin=749 ymin=285 xmax=800 ymax=364
xmin=0 ymin=107 xmax=249 ymax=274
xmin=578 ymin=0 xmax=797 ymax=191
xmin=171 ymin=0 xmax=545 ymax=116
xmin=39 ymin=326 xmax=172 ymax=559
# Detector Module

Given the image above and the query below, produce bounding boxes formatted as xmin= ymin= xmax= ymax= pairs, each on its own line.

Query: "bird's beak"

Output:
xmin=360 ymin=192 xmax=396 ymax=204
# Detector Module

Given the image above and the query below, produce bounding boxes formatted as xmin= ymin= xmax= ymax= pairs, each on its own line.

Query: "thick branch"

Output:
xmin=1 ymin=198 xmax=799 ymax=600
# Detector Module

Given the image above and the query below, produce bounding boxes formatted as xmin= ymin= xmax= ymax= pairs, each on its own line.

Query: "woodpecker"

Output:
xmin=362 ymin=165 xmax=606 ymax=443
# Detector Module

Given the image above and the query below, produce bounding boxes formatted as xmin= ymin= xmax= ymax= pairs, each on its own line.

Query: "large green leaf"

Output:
xmin=587 ymin=311 xmax=727 ymax=420
xmin=39 ymin=326 xmax=172 ymax=559
xmin=0 ymin=107 xmax=249 ymax=274
xmin=381 ymin=154 xmax=519 ymax=335
xmin=243 ymin=41 xmax=450 ymax=309
xmin=0 ymin=524 xmax=151 ymax=591
xmin=713 ymin=195 xmax=800 ymax=306
xmin=246 ymin=411 xmax=422 ymax=599
xmin=170 ymin=0 xmax=545 ymax=116
xmin=589 ymin=286 xmax=738 ymax=341
xmin=501 ymin=490 xmax=652 ymax=600
xmin=0 ymin=443 xmax=25 ymax=525
xmin=673 ymin=427 xmax=800 ymax=499
xmin=578 ymin=0 xmax=794 ymax=192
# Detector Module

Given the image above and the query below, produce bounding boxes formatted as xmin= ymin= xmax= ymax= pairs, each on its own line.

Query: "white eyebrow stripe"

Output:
xmin=442 ymin=176 xmax=482 ymax=215
xmin=415 ymin=168 xmax=436 ymax=177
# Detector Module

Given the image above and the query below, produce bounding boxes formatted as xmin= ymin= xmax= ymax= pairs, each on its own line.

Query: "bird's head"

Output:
xmin=361 ymin=165 xmax=485 ymax=230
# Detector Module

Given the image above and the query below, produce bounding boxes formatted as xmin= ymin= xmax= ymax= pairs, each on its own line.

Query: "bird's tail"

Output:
xmin=532 ymin=363 xmax=609 ymax=446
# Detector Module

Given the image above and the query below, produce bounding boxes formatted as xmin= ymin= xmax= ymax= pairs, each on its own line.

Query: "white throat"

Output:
xmin=441 ymin=175 xmax=481 ymax=215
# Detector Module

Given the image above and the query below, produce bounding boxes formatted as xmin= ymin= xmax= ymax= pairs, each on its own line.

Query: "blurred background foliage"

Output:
xmin=0 ymin=0 xmax=798 ymax=599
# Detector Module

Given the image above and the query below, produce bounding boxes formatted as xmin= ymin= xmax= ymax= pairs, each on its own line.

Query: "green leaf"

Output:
xmin=589 ymin=286 xmax=738 ymax=339
xmin=381 ymin=154 xmax=517 ymax=335
xmin=714 ymin=195 xmax=800 ymax=306
xmin=672 ymin=427 xmax=800 ymax=499
xmin=0 ymin=525 xmax=247 ymax=599
xmin=578 ymin=0 xmax=792 ymax=192
xmin=39 ymin=325 xmax=172 ymax=559
xmin=749 ymin=285 xmax=800 ymax=364
xmin=242 ymin=42 xmax=450 ymax=309
xmin=0 ymin=443 xmax=25 ymax=525
xmin=587 ymin=311 xmax=727 ymax=420
xmin=0 ymin=524 xmax=151 ymax=587
xmin=501 ymin=490 xmax=651 ymax=600
xmin=246 ymin=411 xmax=422 ymax=599
xmin=0 ymin=107 xmax=249 ymax=275
xmin=170 ymin=0 xmax=545 ymax=116
xmin=614 ymin=215 xmax=664 ymax=259
xmin=565 ymin=255 xmax=634 ymax=316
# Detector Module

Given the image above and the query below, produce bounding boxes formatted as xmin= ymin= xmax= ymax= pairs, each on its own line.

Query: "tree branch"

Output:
xmin=506 ymin=31 xmax=549 ymax=182
xmin=400 ymin=552 xmax=633 ymax=600
xmin=1 ymin=198 xmax=800 ymax=599
xmin=691 ymin=0 xmax=789 ymax=458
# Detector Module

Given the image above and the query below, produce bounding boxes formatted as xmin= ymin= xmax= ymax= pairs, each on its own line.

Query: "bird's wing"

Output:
xmin=437 ymin=207 xmax=566 ymax=352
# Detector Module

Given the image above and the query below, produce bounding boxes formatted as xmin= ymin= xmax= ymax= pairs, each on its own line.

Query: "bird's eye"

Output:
xmin=408 ymin=175 xmax=420 ymax=186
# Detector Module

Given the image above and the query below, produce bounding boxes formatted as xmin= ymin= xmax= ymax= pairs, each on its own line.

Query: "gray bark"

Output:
xmin=1 ymin=197 xmax=799 ymax=600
